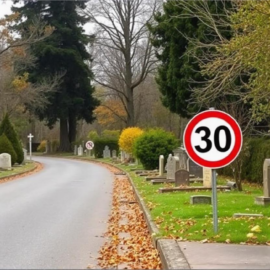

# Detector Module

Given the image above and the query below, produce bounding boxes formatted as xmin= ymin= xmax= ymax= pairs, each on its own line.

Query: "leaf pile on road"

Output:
xmin=97 ymin=167 xmax=161 ymax=269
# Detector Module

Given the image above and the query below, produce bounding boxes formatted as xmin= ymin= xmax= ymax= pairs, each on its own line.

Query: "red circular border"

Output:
xmin=183 ymin=110 xmax=242 ymax=169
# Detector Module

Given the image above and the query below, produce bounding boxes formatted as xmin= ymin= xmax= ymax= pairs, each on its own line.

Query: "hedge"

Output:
xmin=93 ymin=138 xmax=119 ymax=158
xmin=219 ymin=137 xmax=270 ymax=184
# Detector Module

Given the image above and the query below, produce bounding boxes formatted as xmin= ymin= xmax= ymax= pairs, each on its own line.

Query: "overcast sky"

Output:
xmin=0 ymin=1 xmax=13 ymax=18
xmin=0 ymin=1 xmax=94 ymax=34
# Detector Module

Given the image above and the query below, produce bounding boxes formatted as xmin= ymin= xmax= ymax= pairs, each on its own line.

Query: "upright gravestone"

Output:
xmin=0 ymin=153 xmax=12 ymax=170
xmin=203 ymin=167 xmax=212 ymax=188
xmin=188 ymin=158 xmax=203 ymax=178
xmin=103 ymin=145 xmax=111 ymax=158
xmin=74 ymin=145 xmax=78 ymax=155
xmin=112 ymin=150 xmax=117 ymax=158
xmin=46 ymin=140 xmax=51 ymax=154
xmin=255 ymin=159 xmax=270 ymax=206
xmin=159 ymin=155 xmax=164 ymax=177
xmin=166 ymin=154 xmax=179 ymax=180
xmin=173 ymin=147 xmax=188 ymax=170
xmin=22 ymin=148 xmax=27 ymax=164
xmin=175 ymin=169 xmax=190 ymax=187
xmin=78 ymin=145 xmax=83 ymax=156
xmin=120 ymin=151 xmax=125 ymax=162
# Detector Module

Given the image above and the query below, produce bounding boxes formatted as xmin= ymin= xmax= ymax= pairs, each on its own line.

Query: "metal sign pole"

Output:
xmin=212 ymin=169 xmax=218 ymax=233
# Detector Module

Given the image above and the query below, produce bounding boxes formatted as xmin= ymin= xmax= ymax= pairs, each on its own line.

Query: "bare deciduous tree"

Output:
xmin=82 ymin=0 xmax=160 ymax=126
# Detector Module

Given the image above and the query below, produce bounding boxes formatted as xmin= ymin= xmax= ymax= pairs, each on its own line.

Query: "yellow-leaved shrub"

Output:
xmin=118 ymin=127 xmax=143 ymax=154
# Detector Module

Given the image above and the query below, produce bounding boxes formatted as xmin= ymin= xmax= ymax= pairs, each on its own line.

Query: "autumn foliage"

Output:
xmin=95 ymin=164 xmax=161 ymax=269
xmin=94 ymin=99 xmax=127 ymax=127
xmin=118 ymin=127 xmax=143 ymax=154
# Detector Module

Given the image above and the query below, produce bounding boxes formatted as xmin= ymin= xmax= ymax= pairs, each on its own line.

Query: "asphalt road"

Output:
xmin=0 ymin=156 xmax=113 ymax=269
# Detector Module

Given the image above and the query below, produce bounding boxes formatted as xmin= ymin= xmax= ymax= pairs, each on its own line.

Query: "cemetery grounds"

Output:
xmin=100 ymin=159 xmax=270 ymax=245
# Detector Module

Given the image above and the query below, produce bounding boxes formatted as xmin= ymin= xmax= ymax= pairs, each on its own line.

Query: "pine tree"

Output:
xmin=148 ymin=0 xmax=232 ymax=118
xmin=0 ymin=121 xmax=19 ymax=165
xmin=12 ymin=1 xmax=99 ymax=151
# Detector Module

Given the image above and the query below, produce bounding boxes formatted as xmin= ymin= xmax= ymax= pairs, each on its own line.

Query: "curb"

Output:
xmin=77 ymin=158 xmax=190 ymax=269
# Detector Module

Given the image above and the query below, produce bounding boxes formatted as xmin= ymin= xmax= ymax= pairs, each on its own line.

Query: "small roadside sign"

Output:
xmin=85 ymin=141 xmax=94 ymax=150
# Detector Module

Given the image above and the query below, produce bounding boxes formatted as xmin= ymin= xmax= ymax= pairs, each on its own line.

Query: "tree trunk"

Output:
xmin=59 ymin=117 xmax=71 ymax=152
xmin=126 ymin=93 xmax=135 ymax=127
xmin=68 ymin=114 xmax=77 ymax=144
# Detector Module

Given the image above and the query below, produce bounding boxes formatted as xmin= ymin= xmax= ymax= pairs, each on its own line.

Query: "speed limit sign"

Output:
xmin=184 ymin=110 xmax=242 ymax=169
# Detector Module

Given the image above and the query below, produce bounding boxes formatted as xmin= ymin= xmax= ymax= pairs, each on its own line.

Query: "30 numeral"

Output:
xmin=195 ymin=126 xmax=231 ymax=153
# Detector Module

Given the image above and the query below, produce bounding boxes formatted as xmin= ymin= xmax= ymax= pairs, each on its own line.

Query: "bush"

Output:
xmin=133 ymin=128 xmax=178 ymax=170
xmin=93 ymin=138 xmax=119 ymax=158
xmin=37 ymin=140 xmax=47 ymax=152
xmin=0 ymin=134 xmax=17 ymax=165
xmin=101 ymin=130 xmax=120 ymax=140
xmin=119 ymin=127 xmax=143 ymax=154
xmin=218 ymin=137 xmax=270 ymax=184
xmin=87 ymin=130 xmax=99 ymax=141
xmin=0 ymin=114 xmax=24 ymax=164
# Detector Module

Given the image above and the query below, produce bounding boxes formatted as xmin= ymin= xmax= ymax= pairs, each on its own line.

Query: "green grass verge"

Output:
xmin=0 ymin=162 xmax=37 ymax=179
xmin=52 ymin=155 xmax=270 ymax=244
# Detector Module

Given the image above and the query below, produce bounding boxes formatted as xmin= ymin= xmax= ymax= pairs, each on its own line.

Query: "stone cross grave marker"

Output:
xmin=77 ymin=145 xmax=83 ymax=156
xmin=159 ymin=155 xmax=164 ymax=177
xmin=22 ymin=148 xmax=27 ymax=164
xmin=166 ymin=154 xmax=179 ymax=180
xmin=203 ymin=167 xmax=212 ymax=188
xmin=74 ymin=145 xmax=78 ymax=155
xmin=190 ymin=195 xmax=212 ymax=205
xmin=255 ymin=159 xmax=270 ymax=206
xmin=103 ymin=145 xmax=111 ymax=158
xmin=112 ymin=150 xmax=117 ymax=158
xmin=173 ymin=147 xmax=188 ymax=170
xmin=0 ymin=153 xmax=11 ymax=170
xmin=188 ymin=158 xmax=203 ymax=178
xmin=175 ymin=169 xmax=190 ymax=187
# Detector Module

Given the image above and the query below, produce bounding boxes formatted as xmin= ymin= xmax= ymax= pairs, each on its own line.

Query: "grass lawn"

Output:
xmin=95 ymin=159 xmax=269 ymax=245
xmin=0 ymin=162 xmax=37 ymax=179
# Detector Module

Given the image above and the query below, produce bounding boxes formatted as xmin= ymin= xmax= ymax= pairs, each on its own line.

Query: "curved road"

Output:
xmin=0 ymin=157 xmax=113 ymax=269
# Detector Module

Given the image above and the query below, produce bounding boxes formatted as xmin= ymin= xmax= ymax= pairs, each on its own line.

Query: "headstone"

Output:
xmin=0 ymin=153 xmax=12 ymax=170
xmin=166 ymin=154 xmax=179 ymax=180
xmin=190 ymin=195 xmax=212 ymax=205
xmin=255 ymin=159 xmax=270 ymax=206
xmin=78 ymin=145 xmax=83 ymax=156
xmin=203 ymin=167 xmax=212 ymax=188
xmin=46 ymin=140 xmax=51 ymax=154
xmin=74 ymin=145 xmax=78 ymax=155
xmin=103 ymin=145 xmax=111 ymax=158
xmin=112 ymin=150 xmax=117 ymax=158
xmin=173 ymin=147 xmax=188 ymax=170
xmin=159 ymin=155 xmax=164 ymax=177
xmin=22 ymin=148 xmax=27 ymax=164
xmin=120 ymin=151 xmax=125 ymax=162
xmin=188 ymin=158 xmax=203 ymax=178
xmin=175 ymin=169 xmax=190 ymax=187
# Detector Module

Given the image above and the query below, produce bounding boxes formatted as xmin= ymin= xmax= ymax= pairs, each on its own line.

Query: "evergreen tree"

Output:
xmin=12 ymin=1 xmax=99 ymax=151
xmin=0 ymin=114 xmax=23 ymax=164
xmin=0 ymin=134 xmax=17 ymax=165
xmin=148 ymin=0 xmax=232 ymax=118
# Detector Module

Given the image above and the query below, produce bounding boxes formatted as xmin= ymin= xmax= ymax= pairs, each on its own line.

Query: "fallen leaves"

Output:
xmin=97 ymin=164 xmax=161 ymax=269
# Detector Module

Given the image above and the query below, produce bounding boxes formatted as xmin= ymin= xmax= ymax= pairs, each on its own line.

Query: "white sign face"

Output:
xmin=184 ymin=110 xmax=242 ymax=169
xmin=85 ymin=141 xmax=94 ymax=150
